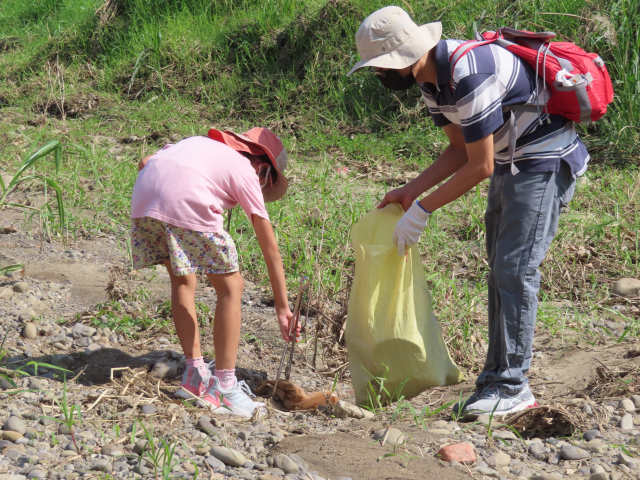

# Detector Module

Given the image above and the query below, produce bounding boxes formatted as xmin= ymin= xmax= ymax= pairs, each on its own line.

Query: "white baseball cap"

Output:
xmin=348 ymin=6 xmax=442 ymax=76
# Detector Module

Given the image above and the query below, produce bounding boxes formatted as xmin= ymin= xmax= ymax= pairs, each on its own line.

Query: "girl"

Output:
xmin=130 ymin=127 xmax=297 ymax=418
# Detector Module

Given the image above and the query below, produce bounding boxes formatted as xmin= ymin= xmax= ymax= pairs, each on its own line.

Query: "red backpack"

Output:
xmin=449 ymin=27 xmax=614 ymax=123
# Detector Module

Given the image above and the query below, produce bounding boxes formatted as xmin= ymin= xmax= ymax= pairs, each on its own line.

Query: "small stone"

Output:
xmin=584 ymin=438 xmax=607 ymax=453
xmin=332 ymin=400 xmax=374 ymax=419
xmin=612 ymin=278 xmax=640 ymax=297
xmin=372 ymin=427 xmax=404 ymax=446
xmin=273 ymin=454 xmax=299 ymax=474
xmin=559 ymin=445 xmax=590 ymax=460
xmin=150 ymin=360 xmax=179 ymax=379
xmin=198 ymin=416 xmax=216 ymax=437
xmin=616 ymin=452 xmax=638 ymax=469
xmin=620 ymin=413 xmax=634 ymax=430
xmin=101 ymin=444 xmax=124 ymax=456
xmin=13 ymin=282 xmax=29 ymax=293
xmin=492 ymin=430 xmax=517 ymax=441
xmin=140 ymin=404 xmax=156 ymax=415
xmin=437 ymin=442 xmax=476 ymax=465
xmin=22 ymin=323 xmax=38 ymax=339
xmin=210 ymin=446 xmax=248 ymax=467
xmin=583 ymin=429 xmax=601 ymax=441
xmin=620 ymin=398 xmax=636 ymax=412
xmin=486 ymin=451 xmax=511 ymax=468
xmin=1 ymin=431 xmax=23 ymax=442
xmin=528 ymin=441 xmax=546 ymax=461
xmin=27 ymin=469 xmax=47 ymax=479
xmin=631 ymin=395 xmax=640 ymax=408
xmin=3 ymin=416 xmax=26 ymax=435
xmin=205 ymin=455 xmax=226 ymax=471
xmin=589 ymin=473 xmax=608 ymax=480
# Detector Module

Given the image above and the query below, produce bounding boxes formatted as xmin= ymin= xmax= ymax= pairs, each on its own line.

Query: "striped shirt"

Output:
xmin=420 ymin=40 xmax=589 ymax=176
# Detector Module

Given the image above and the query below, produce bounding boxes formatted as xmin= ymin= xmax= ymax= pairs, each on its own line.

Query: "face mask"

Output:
xmin=376 ymin=69 xmax=416 ymax=91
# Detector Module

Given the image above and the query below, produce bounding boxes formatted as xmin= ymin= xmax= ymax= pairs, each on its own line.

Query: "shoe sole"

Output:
xmin=463 ymin=400 xmax=539 ymax=419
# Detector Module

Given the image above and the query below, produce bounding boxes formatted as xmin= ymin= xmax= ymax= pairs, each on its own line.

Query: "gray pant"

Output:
xmin=477 ymin=163 xmax=576 ymax=395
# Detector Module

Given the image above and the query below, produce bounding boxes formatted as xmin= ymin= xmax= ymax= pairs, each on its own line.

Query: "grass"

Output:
xmin=0 ymin=0 xmax=637 ymax=373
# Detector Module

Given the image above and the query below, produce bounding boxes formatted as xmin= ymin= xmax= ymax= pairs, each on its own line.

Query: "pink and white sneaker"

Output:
xmin=175 ymin=363 xmax=211 ymax=400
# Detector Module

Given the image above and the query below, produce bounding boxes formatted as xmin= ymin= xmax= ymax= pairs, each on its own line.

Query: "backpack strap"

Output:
xmin=448 ymin=39 xmax=497 ymax=91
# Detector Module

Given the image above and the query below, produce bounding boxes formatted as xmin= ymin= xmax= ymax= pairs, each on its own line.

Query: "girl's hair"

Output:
xmin=243 ymin=152 xmax=277 ymax=184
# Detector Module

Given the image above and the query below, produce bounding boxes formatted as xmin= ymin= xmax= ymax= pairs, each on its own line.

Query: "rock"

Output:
xmin=205 ymin=455 xmax=226 ymax=471
xmin=487 ymin=451 xmax=511 ymax=468
xmin=616 ymin=452 xmax=638 ymax=469
xmin=612 ymin=278 xmax=640 ymax=297
xmin=620 ymin=413 xmax=634 ymax=430
xmin=140 ymin=404 xmax=156 ymax=415
xmin=101 ymin=444 xmax=124 ymax=456
xmin=198 ymin=416 xmax=216 ymax=437
xmin=528 ymin=441 xmax=546 ymax=461
xmin=1 ymin=431 xmax=23 ymax=442
xmin=3 ymin=416 xmax=26 ymax=435
xmin=133 ymin=439 xmax=147 ymax=454
xmin=583 ymin=429 xmax=601 ymax=441
xmin=372 ymin=427 xmax=404 ymax=446
xmin=71 ymin=323 xmax=96 ymax=338
xmin=273 ymin=454 xmax=299 ymax=474
xmin=13 ymin=282 xmax=29 ymax=293
xmin=437 ymin=442 xmax=476 ymax=465
xmin=559 ymin=445 xmax=590 ymax=460
xmin=584 ymin=438 xmax=607 ymax=453
xmin=22 ymin=323 xmax=38 ymax=339
xmin=27 ymin=469 xmax=47 ymax=479
xmin=492 ymin=430 xmax=517 ymax=441
xmin=332 ymin=400 xmax=374 ymax=419
xmin=620 ymin=398 xmax=636 ymax=412
xmin=210 ymin=446 xmax=248 ymax=467
xmin=589 ymin=473 xmax=608 ymax=480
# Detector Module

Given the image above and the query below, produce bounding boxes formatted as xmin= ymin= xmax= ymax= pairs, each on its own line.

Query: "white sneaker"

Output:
xmin=206 ymin=377 xmax=265 ymax=418
xmin=453 ymin=384 xmax=538 ymax=418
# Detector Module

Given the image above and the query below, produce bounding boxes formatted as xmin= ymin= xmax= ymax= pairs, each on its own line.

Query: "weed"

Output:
xmin=0 ymin=264 xmax=23 ymax=276
xmin=138 ymin=421 xmax=180 ymax=480
xmin=0 ymin=140 xmax=66 ymax=237
xmin=43 ymin=381 xmax=82 ymax=454
xmin=363 ymin=365 xmax=408 ymax=413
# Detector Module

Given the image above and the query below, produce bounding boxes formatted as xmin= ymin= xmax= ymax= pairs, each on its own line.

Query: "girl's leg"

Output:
xmin=207 ymin=271 xmax=244 ymax=370
xmin=166 ymin=263 xmax=201 ymax=359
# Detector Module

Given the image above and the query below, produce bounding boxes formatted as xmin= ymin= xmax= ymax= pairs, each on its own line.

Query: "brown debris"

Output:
xmin=256 ymin=379 xmax=338 ymax=411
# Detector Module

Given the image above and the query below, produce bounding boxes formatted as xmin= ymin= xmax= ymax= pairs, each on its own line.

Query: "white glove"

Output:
xmin=393 ymin=201 xmax=431 ymax=256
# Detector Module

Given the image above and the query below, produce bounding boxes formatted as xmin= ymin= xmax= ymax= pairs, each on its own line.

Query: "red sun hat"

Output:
xmin=208 ymin=127 xmax=289 ymax=202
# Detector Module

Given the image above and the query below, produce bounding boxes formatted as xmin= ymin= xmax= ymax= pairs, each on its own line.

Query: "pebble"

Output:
xmin=589 ymin=473 xmax=608 ymax=480
xmin=3 ymin=416 xmax=26 ymax=435
xmin=210 ymin=446 xmax=249 ymax=467
xmin=437 ymin=442 xmax=476 ymax=465
xmin=583 ymin=429 xmax=601 ymax=441
xmin=559 ymin=445 xmax=590 ymax=460
xmin=273 ymin=454 xmax=299 ymax=474
xmin=333 ymin=400 xmax=374 ymax=419
xmin=13 ymin=282 xmax=29 ymax=293
xmin=101 ymin=444 xmax=124 ymax=456
xmin=1 ymin=431 xmax=23 ymax=442
xmin=198 ymin=415 xmax=216 ymax=437
xmin=205 ymin=455 xmax=226 ymax=471
xmin=22 ymin=323 xmax=37 ymax=339
xmin=620 ymin=398 xmax=635 ymax=412
xmin=140 ymin=404 xmax=156 ymax=415
xmin=487 ymin=451 xmax=511 ymax=468
xmin=620 ymin=414 xmax=634 ymax=430
xmin=492 ymin=430 xmax=518 ymax=441
xmin=372 ymin=427 xmax=404 ymax=446
xmin=612 ymin=277 xmax=640 ymax=297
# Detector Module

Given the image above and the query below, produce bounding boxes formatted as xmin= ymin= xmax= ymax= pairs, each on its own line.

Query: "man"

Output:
xmin=348 ymin=6 xmax=588 ymax=417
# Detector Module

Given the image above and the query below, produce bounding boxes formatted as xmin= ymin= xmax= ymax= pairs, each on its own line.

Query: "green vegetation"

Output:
xmin=0 ymin=0 xmax=638 ymax=371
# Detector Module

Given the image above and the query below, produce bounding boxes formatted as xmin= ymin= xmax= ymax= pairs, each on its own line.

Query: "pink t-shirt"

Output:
xmin=131 ymin=136 xmax=269 ymax=232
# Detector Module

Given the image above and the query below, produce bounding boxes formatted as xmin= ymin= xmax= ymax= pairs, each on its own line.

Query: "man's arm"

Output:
xmin=378 ymin=124 xmax=469 ymax=210
xmin=417 ymin=127 xmax=494 ymax=213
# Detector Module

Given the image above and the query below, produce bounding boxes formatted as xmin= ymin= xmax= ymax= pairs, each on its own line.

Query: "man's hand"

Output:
xmin=377 ymin=185 xmax=417 ymax=211
xmin=393 ymin=201 xmax=431 ymax=256
xmin=276 ymin=306 xmax=299 ymax=342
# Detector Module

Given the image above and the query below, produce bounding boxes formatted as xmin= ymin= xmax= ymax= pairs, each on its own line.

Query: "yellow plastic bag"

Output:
xmin=346 ymin=204 xmax=462 ymax=405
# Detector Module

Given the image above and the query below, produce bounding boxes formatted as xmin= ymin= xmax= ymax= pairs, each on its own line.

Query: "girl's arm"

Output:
xmin=251 ymin=215 xmax=297 ymax=341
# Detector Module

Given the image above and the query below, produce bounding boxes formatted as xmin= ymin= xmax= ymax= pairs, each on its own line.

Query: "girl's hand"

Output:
xmin=276 ymin=306 xmax=298 ymax=342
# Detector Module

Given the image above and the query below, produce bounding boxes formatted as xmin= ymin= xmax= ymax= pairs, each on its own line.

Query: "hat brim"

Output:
xmin=208 ymin=128 xmax=289 ymax=202
xmin=347 ymin=22 xmax=441 ymax=76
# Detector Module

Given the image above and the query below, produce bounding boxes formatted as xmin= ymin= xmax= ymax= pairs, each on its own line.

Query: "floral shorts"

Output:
xmin=131 ymin=217 xmax=239 ymax=276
